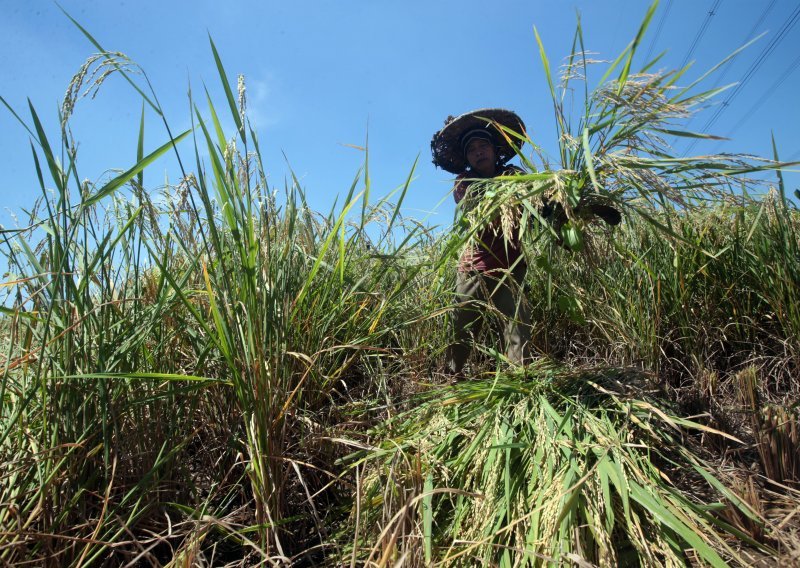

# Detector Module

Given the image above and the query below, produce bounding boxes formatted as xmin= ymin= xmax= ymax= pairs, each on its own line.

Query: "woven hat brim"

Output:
xmin=431 ymin=108 xmax=526 ymax=174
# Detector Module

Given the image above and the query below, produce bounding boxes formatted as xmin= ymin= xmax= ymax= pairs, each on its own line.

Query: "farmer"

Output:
xmin=431 ymin=108 xmax=531 ymax=375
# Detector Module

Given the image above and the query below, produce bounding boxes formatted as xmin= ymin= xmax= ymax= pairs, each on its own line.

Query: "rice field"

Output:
xmin=1 ymin=6 xmax=799 ymax=567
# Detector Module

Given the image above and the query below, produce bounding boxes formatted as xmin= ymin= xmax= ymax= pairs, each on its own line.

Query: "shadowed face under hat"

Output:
xmin=430 ymin=108 xmax=526 ymax=174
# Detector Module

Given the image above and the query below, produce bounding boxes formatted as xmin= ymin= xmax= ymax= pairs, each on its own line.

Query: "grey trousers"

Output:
xmin=446 ymin=264 xmax=531 ymax=374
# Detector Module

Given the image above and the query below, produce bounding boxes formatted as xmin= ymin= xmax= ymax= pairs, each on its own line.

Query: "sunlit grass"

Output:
xmin=0 ymin=1 xmax=798 ymax=566
xmin=343 ymin=363 xmax=769 ymax=566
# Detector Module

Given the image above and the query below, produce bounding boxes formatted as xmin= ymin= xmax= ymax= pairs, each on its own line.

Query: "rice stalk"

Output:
xmin=460 ymin=2 xmax=796 ymax=261
xmin=342 ymin=363 xmax=771 ymax=566
xmin=1 ymin=2 xmax=799 ymax=565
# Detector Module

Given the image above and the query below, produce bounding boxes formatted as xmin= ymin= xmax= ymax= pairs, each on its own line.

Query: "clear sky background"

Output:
xmin=1 ymin=0 xmax=799 ymax=234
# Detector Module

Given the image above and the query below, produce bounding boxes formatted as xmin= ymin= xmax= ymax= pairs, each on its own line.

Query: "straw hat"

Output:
xmin=430 ymin=108 xmax=526 ymax=174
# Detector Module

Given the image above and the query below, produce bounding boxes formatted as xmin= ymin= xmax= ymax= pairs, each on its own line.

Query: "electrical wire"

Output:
xmin=698 ymin=5 xmax=800 ymax=131
xmin=721 ymin=53 xmax=800 ymax=141
xmin=643 ymin=0 xmax=673 ymax=64
xmin=678 ymin=0 xmax=776 ymax=136
xmin=679 ymin=0 xmax=722 ymax=71
xmin=684 ymin=4 xmax=800 ymax=155
xmin=708 ymin=0 xmax=776 ymax=91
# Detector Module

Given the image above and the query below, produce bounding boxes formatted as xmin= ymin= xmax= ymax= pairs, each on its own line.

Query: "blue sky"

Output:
xmin=1 ymin=0 xmax=799 ymax=234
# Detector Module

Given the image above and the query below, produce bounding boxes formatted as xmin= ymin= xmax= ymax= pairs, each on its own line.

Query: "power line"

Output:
xmin=721 ymin=53 xmax=800 ymax=141
xmin=679 ymin=0 xmax=776 ymax=136
xmin=644 ymin=0 xmax=673 ymax=63
xmin=684 ymin=4 xmax=800 ymax=155
xmin=700 ymin=5 xmax=800 ymax=128
xmin=708 ymin=0 xmax=776 ymax=91
xmin=679 ymin=0 xmax=722 ymax=71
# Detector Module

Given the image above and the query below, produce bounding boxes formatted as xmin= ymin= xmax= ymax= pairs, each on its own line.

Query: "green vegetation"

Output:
xmin=1 ymin=3 xmax=798 ymax=565
xmin=347 ymin=365 xmax=765 ymax=566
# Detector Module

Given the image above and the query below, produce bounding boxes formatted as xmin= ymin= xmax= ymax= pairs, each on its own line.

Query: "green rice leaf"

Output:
xmin=628 ymin=480 xmax=728 ymax=567
xmin=208 ymin=34 xmax=244 ymax=142
xmin=84 ymin=129 xmax=191 ymax=208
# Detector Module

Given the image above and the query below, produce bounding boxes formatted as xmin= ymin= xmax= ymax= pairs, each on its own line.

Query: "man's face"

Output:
xmin=465 ymin=138 xmax=497 ymax=177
